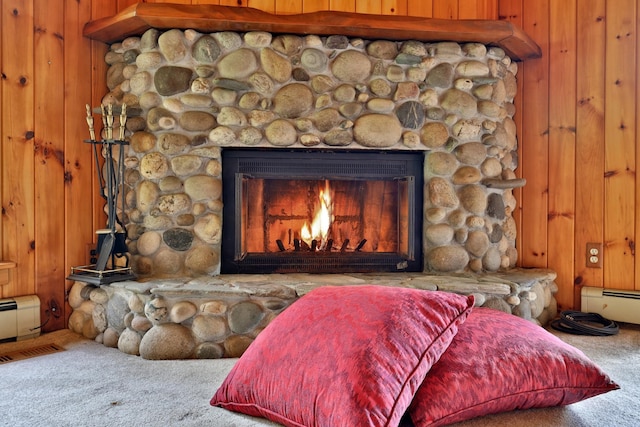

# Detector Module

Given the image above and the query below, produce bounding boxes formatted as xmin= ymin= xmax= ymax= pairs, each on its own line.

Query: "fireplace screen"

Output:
xmin=221 ymin=149 xmax=423 ymax=273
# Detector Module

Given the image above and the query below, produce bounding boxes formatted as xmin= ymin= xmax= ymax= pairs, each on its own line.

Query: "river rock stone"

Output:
xmin=273 ymin=83 xmax=314 ymax=118
xmin=353 ymin=114 xmax=402 ymax=147
xmin=459 ymin=185 xmax=487 ymax=215
xmin=192 ymin=35 xmax=221 ymax=63
xmin=228 ymin=302 xmax=265 ymax=334
xmin=428 ymin=246 xmax=470 ymax=272
xmin=184 ymin=175 xmax=222 ymax=201
xmin=218 ymin=48 xmax=258 ymax=79
xmin=140 ymin=323 xmax=195 ymax=360
xmin=163 ymin=228 xmax=194 ymax=251
xmin=154 ymin=66 xmax=193 ymax=96
xmin=420 ymin=122 xmax=449 ymax=148
xmin=441 ymin=89 xmax=478 ymax=119
xmin=331 ymin=50 xmax=372 ymax=82
xmin=301 ymin=48 xmax=328 ymax=71
xmin=261 ymin=48 xmax=292 ymax=83
xmin=396 ymin=101 xmax=425 ymax=129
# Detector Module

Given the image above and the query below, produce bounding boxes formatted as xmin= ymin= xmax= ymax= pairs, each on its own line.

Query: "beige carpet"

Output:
xmin=0 ymin=323 xmax=638 ymax=427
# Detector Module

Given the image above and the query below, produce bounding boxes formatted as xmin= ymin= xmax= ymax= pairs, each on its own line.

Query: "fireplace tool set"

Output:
xmin=68 ymin=103 xmax=135 ymax=285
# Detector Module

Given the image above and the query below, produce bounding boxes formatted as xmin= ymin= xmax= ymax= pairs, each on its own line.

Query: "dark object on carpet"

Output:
xmin=551 ymin=311 xmax=620 ymax=336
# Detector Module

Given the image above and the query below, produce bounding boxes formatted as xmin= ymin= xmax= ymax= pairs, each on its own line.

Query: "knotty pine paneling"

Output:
xmin=2 ymin=0 xmax=640 ymax=332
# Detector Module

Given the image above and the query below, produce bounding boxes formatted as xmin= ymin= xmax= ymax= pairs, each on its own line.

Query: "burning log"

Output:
xmin=294 ymin=239 xmax=300 ymax=251
xmin=355 ymin=239 xmax=367 ymax=251
xmin=340 ymin=239 xmax=350 ymax=252
xmin=325 ymin=239 xmax=333 ymax=252
xmin=276 ymin=239 xmax=286 ymax=251
xmin=300 ymin=240 xmax=311 ymax=251
xmin=311 ymin=240 xmax=318 ymax=251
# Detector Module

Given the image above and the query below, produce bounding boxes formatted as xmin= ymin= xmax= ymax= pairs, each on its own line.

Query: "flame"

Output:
xmin=301 ymin=180 xmax=334 ymax=248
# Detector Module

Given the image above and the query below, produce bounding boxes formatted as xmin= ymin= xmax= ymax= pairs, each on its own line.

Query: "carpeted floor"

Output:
xmin=0 ymin=322 xmax=638 ymax=427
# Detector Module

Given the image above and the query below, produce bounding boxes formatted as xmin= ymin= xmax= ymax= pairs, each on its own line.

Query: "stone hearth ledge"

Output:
xmin=82 ymin=3 xmax=541 ymax=61
xmin=68 ymin=268 xmax=558 ymax=360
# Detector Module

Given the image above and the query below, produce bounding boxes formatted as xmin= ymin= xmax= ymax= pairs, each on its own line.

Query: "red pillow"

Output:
xmin=409 ymin=307 xmax=620 ymax=426
xmin=211 ymin=285 xmax=474 ymax=427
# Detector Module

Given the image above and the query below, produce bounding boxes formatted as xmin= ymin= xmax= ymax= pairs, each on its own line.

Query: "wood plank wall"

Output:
xmin=0 ymin=0 xmax=638 ymax=331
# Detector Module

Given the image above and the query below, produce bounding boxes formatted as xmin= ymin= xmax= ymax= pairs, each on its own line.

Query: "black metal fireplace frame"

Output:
xmin=221 ymin=148 xmax=424 ymax=274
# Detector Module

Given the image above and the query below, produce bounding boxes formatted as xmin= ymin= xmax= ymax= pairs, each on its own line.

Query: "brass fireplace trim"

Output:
xmin=83 ymin=3 xmax=541 ymax=61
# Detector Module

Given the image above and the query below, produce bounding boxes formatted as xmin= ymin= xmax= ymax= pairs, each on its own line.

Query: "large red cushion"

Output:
xmin=409 ymin=307 xmax=620 ymax=426
xmin=211 ymin=285 xmax=474 ymax=427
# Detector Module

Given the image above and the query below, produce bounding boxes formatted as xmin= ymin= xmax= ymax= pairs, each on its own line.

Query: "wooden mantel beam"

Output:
xmin=83 ymin=3 xmax=541 ymax=61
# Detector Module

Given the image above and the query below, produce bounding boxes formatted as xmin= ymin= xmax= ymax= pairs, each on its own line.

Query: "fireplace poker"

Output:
xmin=106 ymin=103 xmax=114 ymax=140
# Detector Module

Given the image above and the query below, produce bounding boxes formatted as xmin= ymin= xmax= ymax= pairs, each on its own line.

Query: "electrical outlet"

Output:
xmin=586 ymin=242 xmax=603 ymax=268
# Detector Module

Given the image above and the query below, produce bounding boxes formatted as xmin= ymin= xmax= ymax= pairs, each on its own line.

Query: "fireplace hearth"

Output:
xmin=221 ymin=149 xmax=423 ymax=274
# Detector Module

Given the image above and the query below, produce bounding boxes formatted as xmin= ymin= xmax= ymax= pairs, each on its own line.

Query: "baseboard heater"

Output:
xmin=581 ymin=287 xmax=640 ymax=325
xmin=0 ymin=295 xmax=40 ymax=341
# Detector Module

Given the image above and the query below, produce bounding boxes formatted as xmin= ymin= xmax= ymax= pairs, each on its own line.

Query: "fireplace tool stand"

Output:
xmin=68 ymin=104 xmax=135 ymax=285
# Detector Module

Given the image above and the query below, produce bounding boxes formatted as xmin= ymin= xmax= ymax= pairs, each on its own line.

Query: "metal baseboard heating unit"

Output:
xmin=0 ymin=295 xmax=40 ymax=341
xmin=581 ymin=287 xmax=640 ymax=325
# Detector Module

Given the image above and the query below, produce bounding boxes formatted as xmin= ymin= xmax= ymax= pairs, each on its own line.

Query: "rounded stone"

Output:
xmin=478 ymin=100 xmax=502 ymax=118
xmin=192 ymin=314 xmax=227 ymax=342
xmin=147 ymin=107 xmax=175 ymax=132
xmin=455 ymin=142 xmax=487 ymax=165
xmin=170 ymin=301 xmax=197 ymax=323
xmin=366 ymin=40 xmax=398 ymax=59
xmin=425 ymin=223 xmax=454 ymax=245
xmin=218 ymin=48 xmax=258 ymax=79
xmin=208 ymin=126 xmax=236 ymax=146
xmin=260 ymin=47 xmax=293 ymax=83
xmin=130 ymin=131 xmax=157 ymax=153
xmin=129 ymin=71 xmax=152 ymax=95
xmin=487 ymin=193 xmax=506 ymax=219
xmin=271 ymin=34 xmax=303 ymax=55
xmin=192 ymin=35 xmax=221 ymax=63
xmin=163 ymin=228 xmax=194 ymax=251
xmin=194 ymin=342 xmax=225 ymax=359
xmin=154 ymin=66 xmax=193 ymax=96
xmin=184 ymin=175 xmax=222 ymax=201
xmin=273 ymin=83 xmax=314 ymax=118
xmin=154 ymin=249 xmax=183 ymax=275
xmin=353 ymin=114 xmax=402 ymax=147
xmin=367 ymin=98 xmax=396 ymax=113
xmin=157 ymin=194 xmax=191 ymax=215
xmin=459 ymin=185 xmax=487 ymax=215
xmin=139 ymin=323 xmax=195 ymax=360
xmin=211 ymin=31 xmax=241 ymax=50
xmin=331 ymin=50 xmax=372 ymax=82
xmin=136 ymin=180 xmax=160 ymax=213
xmin=117 ymin=328 xmax=141 ymax=355
xmin=428 ymin=177 xmax=458 ymax=208
xmin=482 ymin=247 xmax=502 ymax=271
xmin=265 ymin=119 xmax=297 ymax=146
xmin=194 ymin=213 xmax=222 ymax=244
xmin=158 ymin=29 xmax=187 ymax=63
xmin=137 ymin=231 xmax=162 ymax=256
xmin=426 ymin=152 xmax=458 ymax=176
xmin=244 ymin=31 xmax=272 ymax=47
xmin=311 ymin=108 xmax=342 ymax=132
xmin=420 ymin=122 xmax=449 ymax=148
xmin=481 ymin=157 xmax=503 ymax=177
xmin=156 ymin=133 xmax=189 ymax=156
xmin=396 ymin=101 xmax=425 ymax=129
xmin=441 ymin=89 xmax=478 ymax=119
xmin=426 ymin=63 xmax=454 ymax=88
xmin=228 ymin=302 xmax=265 ymax=334
xmin=428 ymin=245 xmax=469 ymax=272
xmin=452 ymin=166 xmax=482 ymax=184
xmin=224 ymin=335 xmax=254 ymax=358
xmin=465 ymin=230 xmax=491 ymax=257
xmin=301 ymin=48 xmax=327 ymax=72
xmin=179 ymin=111 xmax=216 ymax=132
xmin=456 ymin=61 xmax=490 ymax=77
xmin=324 ymin=129 xmax=353 ymax=146
xmin=171 ymin=155 xmax=202 ymax=176
xmin=185 ymin=245 xmax=219 ymax=275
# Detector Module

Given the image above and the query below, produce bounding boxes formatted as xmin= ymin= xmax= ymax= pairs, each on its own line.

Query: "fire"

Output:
xmin=301 ymin=180 xmax=334 ymax=248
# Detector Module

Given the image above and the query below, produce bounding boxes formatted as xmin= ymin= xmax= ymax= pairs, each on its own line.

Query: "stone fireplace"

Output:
xmin=104 ymin=26 xmax=525 ymax=279
xmin=67 ymin=4 xmax=557 ymax=360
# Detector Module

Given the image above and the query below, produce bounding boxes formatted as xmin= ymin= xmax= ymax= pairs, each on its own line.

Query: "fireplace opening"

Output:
xmin=221 ymin=149 xmax=424 ymax=274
